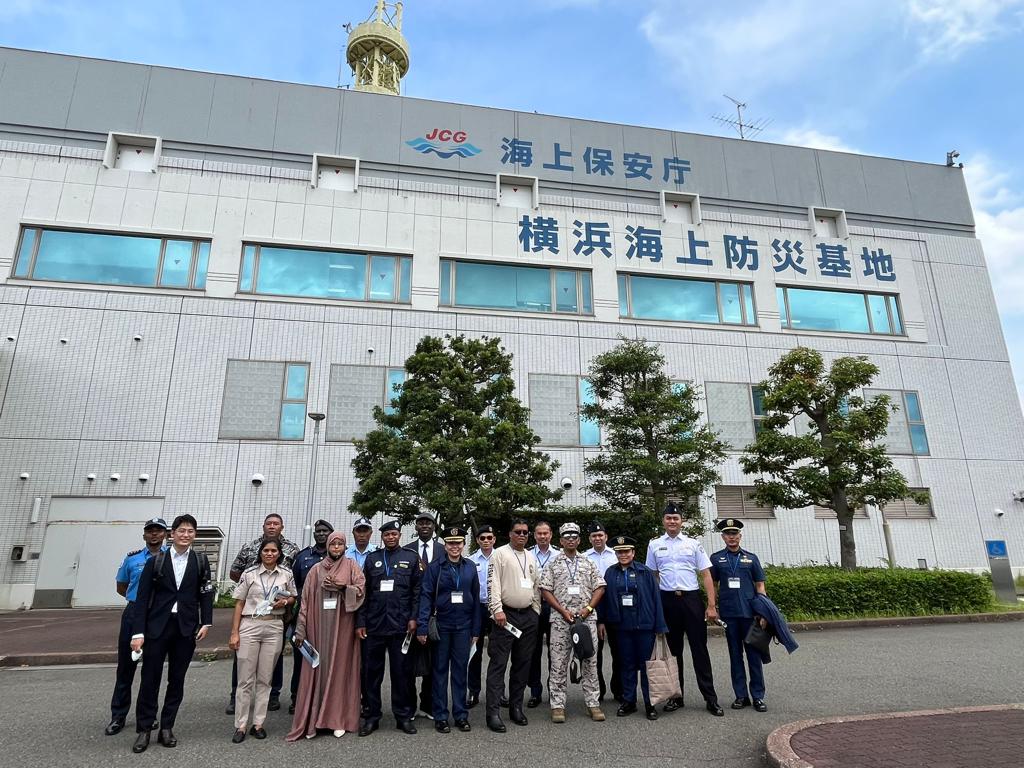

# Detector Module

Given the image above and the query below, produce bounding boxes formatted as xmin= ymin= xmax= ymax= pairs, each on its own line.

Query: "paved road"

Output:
xmin=1 ymin=623 xmax=1020 ymax=768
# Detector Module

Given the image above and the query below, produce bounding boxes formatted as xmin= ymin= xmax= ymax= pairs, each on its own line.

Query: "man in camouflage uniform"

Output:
xmin=539 ymin=522 xmax=607 ymax=723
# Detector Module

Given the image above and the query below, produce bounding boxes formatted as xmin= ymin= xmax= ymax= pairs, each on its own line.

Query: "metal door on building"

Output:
xmin=33 ymin=497 xmax=166 ymax=609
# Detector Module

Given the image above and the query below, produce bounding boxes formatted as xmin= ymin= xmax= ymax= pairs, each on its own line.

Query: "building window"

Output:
xmin=326 ymin=366 xmax=406 ymax=442
xmin=881 ymin=490 xmax=933 ymax=519
xmin=238 ymin=243 xmax=411 ymax=304
xmin=814 ymin=504 xmax=869 ymax=519
xmin=714 ymin=485 xmax=775 ymax=519
xmin=777 ymin=286 xmax=903 ymax=336
xmin=863 ymin=389 xmax=929 ymax=455
xmin=13 ymin=227 xmax=209 ymax=289
xmin=528 ymin=374 xmax=599 ymax=446
xmin=219 ymin=360 xmax=310 ymax=440
xmin=439 ymin=259 xmax=592 ymax=315
xmin=618 ymin=273 xmax=756 ymax=325
xmin=705 ymin=383 xmax=764 ymax=449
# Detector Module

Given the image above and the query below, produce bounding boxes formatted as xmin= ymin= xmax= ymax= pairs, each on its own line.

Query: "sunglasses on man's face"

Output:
xmin=478 ymin=535 xmax=495 ymax=540
xmin=511 ymin=529 xmax=529 ymax=536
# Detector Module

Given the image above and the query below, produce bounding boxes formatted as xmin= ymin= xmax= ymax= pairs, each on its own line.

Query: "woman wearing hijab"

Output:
xmin=228 ymin=538 xmax=296 ymax=743
xmin=287 ymin=531 xmax=366 ymax=740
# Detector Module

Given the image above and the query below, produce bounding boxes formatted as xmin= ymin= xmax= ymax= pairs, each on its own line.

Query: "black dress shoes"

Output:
xmin=267 ymin=695 xmax=280 ymax=711
xmin=397 ymin=719 xmax=417 ymax=735
xmin=645 ymin=705 xmax=658 ymax=721
xmin=231 ymin=729 xmax=246 ymax=744
xmin=509 ymin=706 xmax=528 ymax=726
xmin=250 ymin=725 xmax=267 ymax=739
xmin=753 ymin=699 xmax=767 ymax=712
xmin=105 ymin=719 xmax=125 ymax=736
xmin=467 ymin=693 xmax=479 ymax=708
xmin=732 ymin=697 xmax=752 ymax=709
xmin=132 ymin=732 xmax=150 ymax=753
xmin=526 ymin=695 xmax=541 ymax=708
xmin=434 ymin=720 xmax=451 ymax=733
xmin=486 ymin=714 xmax=506 ymax=733
xmin=358 ymin=720 xmax=378 ymax=737
xmin=288 ymin=701 xmax=295 ymax=715
xmin=225 ymin=699 xmax=235 ymax=715
xmin=706 ymin=701 xmax=725 ymax=717
xmin=157 ymin=728 xmax=177 ymax=747
xmin=616 ymin=702 xmax=637 ymax=717
xmin=663 ymin=697 xmax=684 ymax=712
xmin=455 ymin=719 xmax=471 ymax=732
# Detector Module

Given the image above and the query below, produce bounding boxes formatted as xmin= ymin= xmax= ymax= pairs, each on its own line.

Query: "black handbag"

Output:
xmin=426 ymin=563 xmax=443 ymax=642
xmin=744 ymin=620 xmax=772 ymax=654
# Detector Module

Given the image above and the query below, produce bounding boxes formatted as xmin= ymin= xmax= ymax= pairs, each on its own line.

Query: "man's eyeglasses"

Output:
xmin=477 ymin=535 xmax=495 ymax=540
xmin=511 ymin=529 xmax=529 ymax=536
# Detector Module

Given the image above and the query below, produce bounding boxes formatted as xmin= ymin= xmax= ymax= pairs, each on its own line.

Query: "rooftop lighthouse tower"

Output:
xmin=346 ymin=1 xmax=410 ymax=96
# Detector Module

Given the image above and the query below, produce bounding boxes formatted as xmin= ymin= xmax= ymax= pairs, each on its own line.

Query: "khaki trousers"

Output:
xmin=235 ymin=617 xmax=284 ymax=729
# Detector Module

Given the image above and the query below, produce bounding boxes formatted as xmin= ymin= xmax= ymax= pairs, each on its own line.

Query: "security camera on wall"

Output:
xmin=251 ymin=473 xmax=265 ymax=487
xmin=560 ymin=477 xmax=573 ymax=491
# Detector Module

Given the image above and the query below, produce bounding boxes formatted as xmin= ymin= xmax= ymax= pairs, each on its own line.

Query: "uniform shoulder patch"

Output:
xmin=243 ymin=564 xmax=260 ymax=573
xmin=127 ymin=548 xmax=143 ymax=557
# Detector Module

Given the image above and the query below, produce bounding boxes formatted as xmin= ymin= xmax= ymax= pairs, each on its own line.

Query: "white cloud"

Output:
xmin=776 ymin=127 xmax=860 ymax=154
xmin=907 ymin=0 xmax=1024 ymax=60
xmin=964 ymin=155 xmax=1024 ymax=316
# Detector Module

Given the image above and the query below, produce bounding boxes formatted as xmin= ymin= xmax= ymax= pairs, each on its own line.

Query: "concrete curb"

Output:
xmin=1 ymin=610 xmax=1021 ymax=667
xmin=765 ymin=703 xmax=1024 ymax=768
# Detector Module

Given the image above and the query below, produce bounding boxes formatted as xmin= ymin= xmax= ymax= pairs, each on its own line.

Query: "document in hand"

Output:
xmin=296 ymin=639 xmax=320 ymax=668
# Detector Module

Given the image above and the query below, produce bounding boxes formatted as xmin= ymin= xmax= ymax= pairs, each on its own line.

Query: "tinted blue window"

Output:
xmin=193 ymin=242 xmax=210 ymax=289
xmin=777 ymin=286 xmax=788 ymax=328
xmin=720 ymin=282 xmax=743 ymax=324
xmin=14 ymin=228 xmax=36 ymax=278
xmin=239 ymin=245 xmax=256 ymax=292
xmin=555 ymin=270 xmax=578 ymax=313
xmin=581 ymin=273 xmax=593 ymax=315
xmin=784 ymin=287 xmax=870 ymax=333
xmin=909 ymin=424 xmax=929 ymax=455
xmin=628 ymin=275 xmax=719 ymax=323
xmin=385 ymin=369 xmax=406 ymax=414
xmin=454 ymin=262 xmax=551 ymax=312
xmin=255 ymin=246 xmax=366 ymax=300
xmin=32 ymin=230 xmax=161 ymax=286
xmin=369 ymin=255 xmax=397 ymax=302
xmin=160 ymin=240 xmax=194 ymax=288
xmin=903 ymin=392 xmax=923 ymax=423
xmin=618 ymin=274 xmax=629 ymax=315
xmin=398 ymin=257 xmax=411 ymax=303
xmin=741 ymin=284 xmax=755 ymax=325
xmin=889 ymin=297 xmax=904 ymax=334
xmin=867 ymin=294 xmax=891 ymax=334
xmin=579 ymin=379 xmax=600 ymax=446
xmin=285 ymin=364 xmax=308 ymax=400
xmin=279 ymin=402 xmax=306 ymax=440
xmin=439 ymin=260 xmax=452 ymax=305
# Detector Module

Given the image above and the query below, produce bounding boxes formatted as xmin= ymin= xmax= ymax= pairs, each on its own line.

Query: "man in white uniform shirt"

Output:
xmin=467 ymin=525 xmax=496 ymax=707
xmin=645 ymin=503 xmax=723 ymax=717
xmin=526 ymin=520 xmax=559 ymax=707
xmin=585 ymin=521 xmax=621 ymax=702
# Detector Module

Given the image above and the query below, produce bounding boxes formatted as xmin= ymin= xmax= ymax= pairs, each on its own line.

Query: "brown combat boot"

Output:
xmin=551 ymin=708 xmax=566 ymax=723
xmin=588 ymin=706 xmax=606 ymax=721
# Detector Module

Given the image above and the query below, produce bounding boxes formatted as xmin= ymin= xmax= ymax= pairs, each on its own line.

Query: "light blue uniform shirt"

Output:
xmin=115 ymin=546 xmax=164 ymax=603
xmin=469 ymin=549 xmax=494 ymax=601
xmin=346 ymin=542 xmax=379 ymax=570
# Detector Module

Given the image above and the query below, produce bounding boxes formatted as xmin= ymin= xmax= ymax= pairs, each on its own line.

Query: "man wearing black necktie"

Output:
xmin=404 ymin=512 xmax=445 ymax=719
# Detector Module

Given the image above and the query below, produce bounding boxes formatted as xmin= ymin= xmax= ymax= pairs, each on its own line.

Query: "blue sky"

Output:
xmin=2 ymin=0 xmax=1023 ymax=403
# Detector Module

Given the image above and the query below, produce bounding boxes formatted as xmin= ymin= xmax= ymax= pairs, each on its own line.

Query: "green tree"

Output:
xmin=581 ymin=338 xmax=727 ymax=541
xmin=740 ymin=346 xmax=927 ymax=570
xmin=349 ymin=334 xmax=561 ymax=533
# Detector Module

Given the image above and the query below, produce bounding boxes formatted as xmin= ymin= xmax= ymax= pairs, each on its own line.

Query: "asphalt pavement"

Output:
xmin=1 ymin=622 xmax=1021 ymax=768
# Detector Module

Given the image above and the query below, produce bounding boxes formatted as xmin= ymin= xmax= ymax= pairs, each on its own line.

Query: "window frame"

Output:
xmin=237 ymin=242 xmax=412 ymax=305
xmin=880 ymin=489 xmax=934 ymax=520
xmin=714 ymin=485 xmax=776 ymax=520
xmin=863 ymin=388 xmax=930 ymax=456
xmin=13 ymin=226 xmax=210 ymax=291
xmin=618 ymin=272 xmax=757 ymax=326
xmin=777 ymin=284 xmax=905 ymax=337
xmin=279 ymin=362 xmax=311 ymax=441
xmin=438 ymin=258 xmax=594 ymax=317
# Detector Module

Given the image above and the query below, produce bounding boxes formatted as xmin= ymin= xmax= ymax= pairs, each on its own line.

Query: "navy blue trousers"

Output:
xmin=615 ymin=628 xmax=656 ymax=706
xmin=432 ymin=629 xmax=471 ymax=722
xmin=110 ymin=602 xmax=139 ymax=721
xmin=363 ymin=633 xmax=413 ymax=723
xmin=724 ymin=617 xmax=765 ymax=700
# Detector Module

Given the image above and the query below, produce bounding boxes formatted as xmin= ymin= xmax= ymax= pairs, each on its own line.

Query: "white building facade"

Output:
xmin=0 ymin=48 xmax=1021 ymax=609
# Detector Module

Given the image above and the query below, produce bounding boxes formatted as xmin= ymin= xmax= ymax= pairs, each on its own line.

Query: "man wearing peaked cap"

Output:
xmin=104 ymin=518 xmax=169 ymax=736
xmin=346 ymin=517 xmax=378 ymax=570
xmin=710 ymin=517 xmax=768 ymax=712
xmin=467 ymin=525 xmax=497 ymax=708
xmin=584 ymin=521 xmax=620 ymax=703
xmin=404 ymin=513 xmax=445 ymax=720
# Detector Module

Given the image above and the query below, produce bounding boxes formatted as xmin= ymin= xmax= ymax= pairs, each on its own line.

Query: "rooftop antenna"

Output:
xmin=712 ymin=95 xmax=770 ymax=140
xmin=346 ymin=1 xmax=410 ymax=96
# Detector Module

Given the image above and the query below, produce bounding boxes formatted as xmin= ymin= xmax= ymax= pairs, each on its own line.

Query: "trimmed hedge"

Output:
xmin=764 ymin=566 xmax=995 ymax=620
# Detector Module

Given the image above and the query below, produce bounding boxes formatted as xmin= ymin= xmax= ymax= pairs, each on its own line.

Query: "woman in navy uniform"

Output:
xmin=598 ymin=536 xmax=668 ymax=721
xmin=417 ymin=525 xmax=481 ymax=733
xmin=709 ymin=518 xmax=768 ymax=712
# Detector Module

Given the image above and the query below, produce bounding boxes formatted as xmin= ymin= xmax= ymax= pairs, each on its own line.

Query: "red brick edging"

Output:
xmin=765 ymin=703 xmax=1024 ymax=768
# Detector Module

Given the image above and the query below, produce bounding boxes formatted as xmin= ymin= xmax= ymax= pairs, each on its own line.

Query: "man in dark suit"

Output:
xmin=129 ymin=514 xmax=213 ymax=753
xmin=403 ymin=512 xmax=445 ymax=719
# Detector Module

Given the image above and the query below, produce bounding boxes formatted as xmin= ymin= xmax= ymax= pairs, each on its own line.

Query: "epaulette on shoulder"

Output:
xmin=127 ymin=548 xmax=143 ymax=557
xmin=243 ymin=564 xmax=260 ymax=573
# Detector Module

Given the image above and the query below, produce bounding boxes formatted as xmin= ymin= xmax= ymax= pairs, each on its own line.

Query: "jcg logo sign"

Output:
xmin=406 ymin=128 xmax=481 ymax=159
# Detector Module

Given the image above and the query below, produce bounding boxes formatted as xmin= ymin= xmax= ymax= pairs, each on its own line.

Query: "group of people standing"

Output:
xmin=104 ymin=503 xmax=775 ymax=751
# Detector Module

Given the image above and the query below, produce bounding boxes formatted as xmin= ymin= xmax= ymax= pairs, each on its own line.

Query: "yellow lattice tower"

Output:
xmin=346 ymin=0 xmax=410 ymax=96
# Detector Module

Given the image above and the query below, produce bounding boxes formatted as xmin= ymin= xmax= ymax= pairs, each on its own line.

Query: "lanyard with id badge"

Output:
xmin=619 ymin=569 xmax=635 ymax=607
xmin=379 ymin=552 xmax=397 ymax=593
xmin=726 ymin=551 xmax=744 ymax=590
xmin=565 ymin=557 xmax=582 ymax=597
xmin=448 ymin=561 xmax=464 ymax=604
xmin=514 ymin=550 xmax=532 ymax=589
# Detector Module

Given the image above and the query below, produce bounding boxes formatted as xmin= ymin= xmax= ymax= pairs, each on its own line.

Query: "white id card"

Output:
xmin=519 ymin=578 xmax=533 ymax=589
xmin=323 ymin=598 xmax=337 ymax=610
xmin=505 ymin=623 xmax=523 ymax=638
xmin=728 ymin=578 xmax=741 ymax=589
xmin=451 ymin=591 xmax=464 ymax=604
xmin=621 ymin=594 xmax=634 ymax=607
xmin=379 ymin=579 xmax=395 ymax=592
xmin=567 ymin=585 xmax=581 ymax=596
